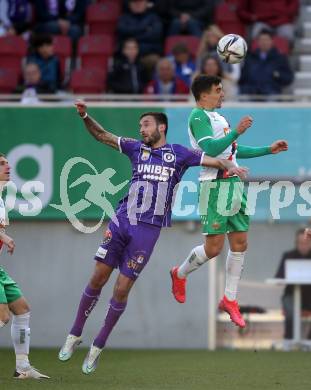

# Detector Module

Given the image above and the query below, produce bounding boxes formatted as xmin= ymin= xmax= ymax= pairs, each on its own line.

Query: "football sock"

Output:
xmin=70 ymin=285 xmax=102 ymax=337
xmin=177 ymin=245 xmax=209 ymax=278
xmin=93 ymin=298 xmax=127 ymax=349
xmin=11 ymin=312 xmax=31 ymax=370
xmin=224 ymin=250 xmax=245 ymax=301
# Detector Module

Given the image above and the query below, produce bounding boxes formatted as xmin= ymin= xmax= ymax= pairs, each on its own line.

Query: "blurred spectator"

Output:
xmin=196 ymin=55 xmax=239 ymax=100
xmin=237 ymin=0 xmax=299 ymax=43
xmin=27 ymin=34 xmax=61 ymax=93
xmin=196 ymin=25 xmax=224 ymax=66
xmin=275 ymin=228 xmax=311 ymax=340
xmin=33 ymin=0 xmax=87 ymax=43
xmin=169 ymin=42 xmax=195 ymax=87
xmin=168 ymin=0 xmax=215 ymax=37
xmin=16 ymin=63 xmax=56 ymax=104
xmin=0 ymin=0 xmax=32 ymax=37
xmin=107 ymin=38 xmax=148 ymax=94
xmin=117 ymin=0 xmax=163 ymax=56
xmin=199 ymin=55 xmax=223 ymax=78
xmin=144 ymin=58 xmax=189 ymax=95
xmin=239 ymin=30 xmax=294 ymax=96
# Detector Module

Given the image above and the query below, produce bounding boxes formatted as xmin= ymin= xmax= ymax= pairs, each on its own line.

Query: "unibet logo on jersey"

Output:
xmin=137 ymin=164 xmax=175 ymax=182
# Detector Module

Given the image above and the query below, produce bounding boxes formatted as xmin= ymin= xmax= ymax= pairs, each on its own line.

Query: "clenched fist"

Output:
xmin=75 ymin=99 xmax=87 ymax=117
xmin=236 ymin=116 xmax=253 ymax=135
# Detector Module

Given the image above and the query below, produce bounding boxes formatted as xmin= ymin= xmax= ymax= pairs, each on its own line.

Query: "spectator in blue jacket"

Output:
xmin=27 ymin=34 xmax=61 ymax=93
xmin=33 ymin=0 xmax=87 ymax=43
xmin=169 ymin=42 xmax=195 ymax=87
xmin=117 ymin=0 xmax=163 ymax=57
xmin=239 ymin=30 xmax=294 ymax=96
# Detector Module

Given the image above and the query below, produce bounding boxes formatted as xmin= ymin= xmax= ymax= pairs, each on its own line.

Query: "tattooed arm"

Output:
xmin=75 ymin=99 xmax=120 ymax=150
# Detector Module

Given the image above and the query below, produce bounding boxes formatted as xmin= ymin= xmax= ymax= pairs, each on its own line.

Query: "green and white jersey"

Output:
xmin=0 ymin=197 xmax=5 ymax=227
xmin=188 ymin=107 xmax=238 ymax=181
xmin=0 ymin=196 xmax=6 ymax=256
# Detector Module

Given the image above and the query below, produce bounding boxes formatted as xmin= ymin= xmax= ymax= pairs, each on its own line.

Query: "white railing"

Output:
xmin=0 ymin=93 xmax=311 ymax=104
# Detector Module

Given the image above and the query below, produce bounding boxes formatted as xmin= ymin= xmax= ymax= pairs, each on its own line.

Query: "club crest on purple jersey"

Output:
xmin=141 ymin=149 xmax=151 ymax=161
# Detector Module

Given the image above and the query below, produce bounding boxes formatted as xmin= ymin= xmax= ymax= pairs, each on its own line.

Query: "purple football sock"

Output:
xmin=70 ymin=285 xmax=102 ymax=337
xmin=93 ymin=298 xmax=127 ymax=349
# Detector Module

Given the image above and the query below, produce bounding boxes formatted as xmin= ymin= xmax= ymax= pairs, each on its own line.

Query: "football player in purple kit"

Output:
xmin=59 ymin=100 xmax=248 ymax=374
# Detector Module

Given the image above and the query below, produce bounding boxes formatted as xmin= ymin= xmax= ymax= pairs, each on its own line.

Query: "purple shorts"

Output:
xmin=94 ymin=217 xmax=161 ymax=280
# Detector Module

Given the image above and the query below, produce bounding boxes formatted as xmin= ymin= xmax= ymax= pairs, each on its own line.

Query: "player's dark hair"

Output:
xmin=140 ymin=112 xmax=168 ymax=136
xmin=191 ymin=75 xmax=222 ymax=101
xmin=0 ymin=153 xmax=6 ymax=158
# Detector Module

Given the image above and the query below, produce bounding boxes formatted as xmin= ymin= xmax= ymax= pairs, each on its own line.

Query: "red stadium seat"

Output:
xmin=53 ymin=35 xmax=72 ymax=81
xmin=0 ymin=68 xmax=19 ymax=93
xmin=70 ymin=68 xmax=106 ymax=93
xmin=0 ymin=36 xmax=27 ymax=76
xmin=97 ymin=0 xmax=122 ymax=3
xmin=78 ymin=35 xmax=114 ymax=69
xmin=251 ymin=36 xmax=290 ymax=55
xmin=164 ymin=35 xmax=200 ymax=59
xmin=86 ymin=2 xmax=121 ymax=35
xmin=215 ymin=2 xmax=246 ymax=37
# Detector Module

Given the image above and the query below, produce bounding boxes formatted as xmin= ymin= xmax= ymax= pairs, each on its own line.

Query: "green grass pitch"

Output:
xmin=0 ymin=349 xmax=310 ymax=390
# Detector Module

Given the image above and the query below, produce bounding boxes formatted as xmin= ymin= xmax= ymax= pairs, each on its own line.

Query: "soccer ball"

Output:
xmin=217 ymin=34 xmax=247 ymax=64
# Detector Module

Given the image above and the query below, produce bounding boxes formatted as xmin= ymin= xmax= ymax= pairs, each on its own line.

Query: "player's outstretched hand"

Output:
xmin=236 ymin=116 xmax=253 ymax=134
xmin=75 ymin=99 xmax=87 ymax=117
xmin=270 ymin=140 xmax=288 ymax=154
xmin=7 ymin=238 xmax=15 ymax=255
xmin=228 ymin=166 xmax=249 ymax=180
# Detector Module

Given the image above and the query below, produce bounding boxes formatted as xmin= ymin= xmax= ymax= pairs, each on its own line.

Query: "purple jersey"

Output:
xmin=116 ymin=137 xmax=204 ymax=227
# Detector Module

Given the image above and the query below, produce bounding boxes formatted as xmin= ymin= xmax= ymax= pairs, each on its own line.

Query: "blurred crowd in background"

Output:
xmin=0 ymin=0 xmax=299 ymax=100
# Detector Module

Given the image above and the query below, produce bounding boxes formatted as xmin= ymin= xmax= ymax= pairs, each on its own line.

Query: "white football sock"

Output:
xmin=11 ymin=312 xmax=31 ymax=370
xmin=178 ymin=245 xmax=209 ymax=278
xmin=224 ymin=250 xmax=245 ymax=301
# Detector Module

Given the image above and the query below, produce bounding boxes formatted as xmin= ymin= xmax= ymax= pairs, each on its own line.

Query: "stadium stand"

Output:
xmin=86 ymin=2 xmax=121 ymax=35
xmin=70 ymin=67 xmax=106 ymax=93
xmin=52 ymin=35 xmax=72 ymax=83
xmin=77 ymin=34 xmax=114 ymax=70
xmin=0 ymin=67 xmax=19 ymax=93
xmin=0 ymin=35 xmax=27 ymax=78
xmin=215 ymin=1 xmax=246 ymax=37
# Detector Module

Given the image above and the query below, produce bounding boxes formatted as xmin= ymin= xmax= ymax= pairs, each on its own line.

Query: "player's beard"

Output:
xmin=143 ymin=130 xmax=161 ymax=147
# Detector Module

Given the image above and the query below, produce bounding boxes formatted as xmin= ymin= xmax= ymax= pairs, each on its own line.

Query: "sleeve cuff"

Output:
xmin=200 ymin=152 xmax=205 ymax=166
xmin=118 ymin=137 xmax=122 ymax=153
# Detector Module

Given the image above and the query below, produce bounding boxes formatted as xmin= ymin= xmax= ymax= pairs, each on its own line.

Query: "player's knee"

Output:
xmin=89 ymin=271 xmax=110 ymax=290
xmin=113 ymin=285 xmax=130 ymax=302
xmin=90 ymin=263 xmax=112 ymax=289
xmin=204 ymin=244 xmax=221 ymax=259
xmin=12 ymin=299 xmax=30 ymax=315
xmin=22 ymin=302 xmax=30 ymax=313
xmin=231 ymin=240 xmax=248 ymax=252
